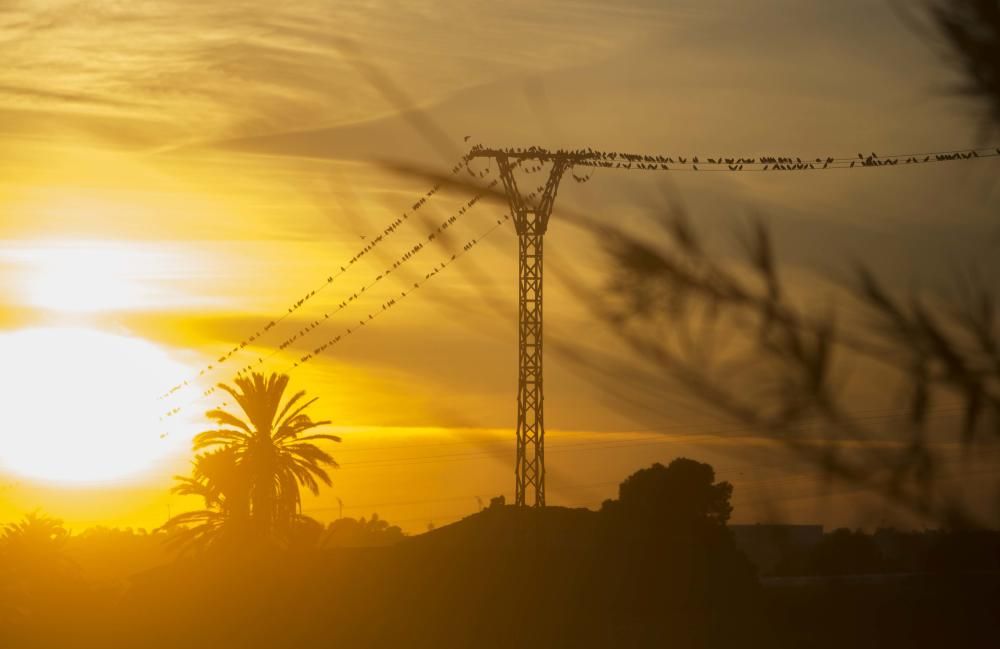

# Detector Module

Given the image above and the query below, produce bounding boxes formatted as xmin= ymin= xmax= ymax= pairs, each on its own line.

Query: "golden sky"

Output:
xmin=1 ymin=0 xmax=998 ymax=532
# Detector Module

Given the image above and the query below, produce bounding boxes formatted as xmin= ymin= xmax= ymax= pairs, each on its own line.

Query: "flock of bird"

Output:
xmin=469 ymin=144 xmax=1000 ymax=172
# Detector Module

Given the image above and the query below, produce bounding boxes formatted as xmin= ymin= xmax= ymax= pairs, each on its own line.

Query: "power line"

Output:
xmin=267 ymin=191 xmax=494 ymax=366
xmin=158 ymin=159 xmax=553 ymax=424
xmin=157 ymin=152 xmax=483 ymax=409
xmin=158 ymin=166 xmax=514 ymax=423
xmin=159 ymin=191 xmax=528 ymax=428
xmin=286 ymin=212 xmax=513 ymax=372
xmin=471 ymin=144 xmax=1000 ymax=173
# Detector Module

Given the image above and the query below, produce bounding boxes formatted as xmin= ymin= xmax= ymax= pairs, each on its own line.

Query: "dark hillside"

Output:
xmin=70 ymin=503 xmax=760 ymax=649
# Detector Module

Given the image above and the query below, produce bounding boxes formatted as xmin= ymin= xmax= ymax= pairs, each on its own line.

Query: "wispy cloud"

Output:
xmin=0 ymin=0 xmax=666 ymax=146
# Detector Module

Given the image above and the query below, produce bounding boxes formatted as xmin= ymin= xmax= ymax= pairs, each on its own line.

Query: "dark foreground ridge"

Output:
xmin=3 ymin=461 xmax=998 ymax=649
xmin=118 ymin=503 xmax=759 ymax=649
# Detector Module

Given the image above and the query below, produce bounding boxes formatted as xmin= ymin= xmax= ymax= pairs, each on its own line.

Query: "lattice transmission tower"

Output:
xmin=468 ymin=148 xmax=591 ymax=506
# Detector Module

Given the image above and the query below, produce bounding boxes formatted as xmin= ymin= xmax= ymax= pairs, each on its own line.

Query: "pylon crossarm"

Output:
xmin=496 ymin=155 xmax=528 ymax=233
xmin=536 ymin=159 xmax=571 ymax=233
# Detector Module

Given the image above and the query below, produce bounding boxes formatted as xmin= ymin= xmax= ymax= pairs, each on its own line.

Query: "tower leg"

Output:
xmin=516 ymin=226 xmax=544 ymax=506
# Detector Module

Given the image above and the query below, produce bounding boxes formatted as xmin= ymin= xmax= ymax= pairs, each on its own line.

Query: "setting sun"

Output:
xmin=0 ymin=327 xmax=192 ymax=482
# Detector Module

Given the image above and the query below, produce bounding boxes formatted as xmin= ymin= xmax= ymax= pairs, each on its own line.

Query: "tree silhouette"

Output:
xmin=166 ymin=372 xmax=340 ymax=546
xmin=173 ymin=446 xmax=250 ymax=518
xmin=0 ymin=511 xmax=81 ymax=625
xmin=602 ymin=459 xmax=734 ymax=527
xmin=1 ymin=511 xmax=70 ymax=552
xmin=163 ymin=448 xmax=252 ymax=552
xmin=322 ymin=513 xmax=405 ymax=548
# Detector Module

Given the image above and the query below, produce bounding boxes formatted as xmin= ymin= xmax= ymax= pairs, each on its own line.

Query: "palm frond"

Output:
xmin=204 ymin=409 xmax=253 ymax=434
xmin=193 ymin=428 xmax=248 ymax=450
xmin=289 ymin=433 xmax=342 ymax=444
xmin=273 ymin=391 xmax=310 ymax=430
xmin=274 ymin=415 xmax=331 ymax=442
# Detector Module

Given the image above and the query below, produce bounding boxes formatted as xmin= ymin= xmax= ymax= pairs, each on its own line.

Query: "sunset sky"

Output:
xmin=1 ymin=0 xmax=998 ymax=532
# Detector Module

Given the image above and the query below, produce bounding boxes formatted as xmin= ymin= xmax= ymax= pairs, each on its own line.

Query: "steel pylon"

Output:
xmin=490 ymin=153 xmax=570 ymax=506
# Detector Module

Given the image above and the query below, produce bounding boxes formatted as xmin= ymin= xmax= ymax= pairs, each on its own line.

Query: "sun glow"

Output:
xmin=5 ymin=240 xmax=182 ymax=313
xmin=0 ymin=327 xmax=194 ymax=483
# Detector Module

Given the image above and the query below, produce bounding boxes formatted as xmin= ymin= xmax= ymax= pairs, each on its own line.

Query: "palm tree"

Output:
xmin=163 ymin=447 xmax=251 ymax=552
xmin=0 ymin=512 xmax=79 ymax=619
xmin=1 ymin=511 xmax=70 ymax=555
xmin=190 ymin=371 xmax=340 ymax=536
xmin=0 ymin=511 xmax=76 ymax=578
